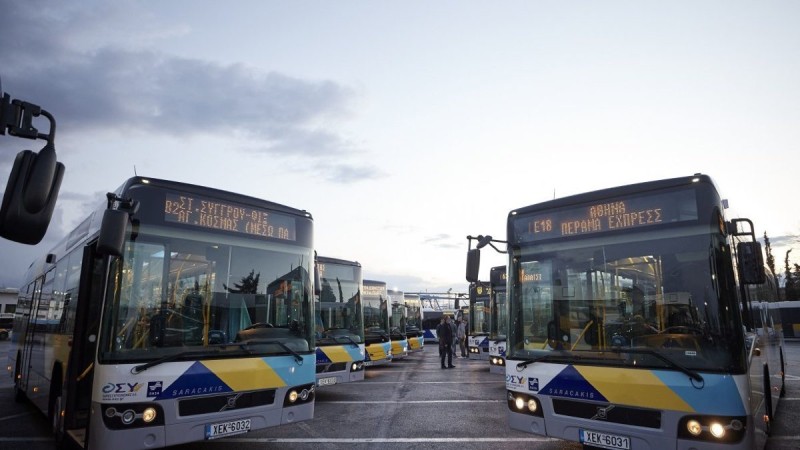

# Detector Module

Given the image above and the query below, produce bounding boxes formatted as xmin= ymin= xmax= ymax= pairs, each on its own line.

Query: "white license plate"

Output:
xmin=579 ymin=428 xmax=630 ymax=450
xmin=205 ymin=418 xmax=251 ymax=440
xmin=317 ymin=376 xmax=337 ymax=386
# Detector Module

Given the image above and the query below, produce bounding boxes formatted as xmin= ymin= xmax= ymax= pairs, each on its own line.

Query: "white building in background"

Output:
xmin=0 ymin=287 xmax=19 ymax=315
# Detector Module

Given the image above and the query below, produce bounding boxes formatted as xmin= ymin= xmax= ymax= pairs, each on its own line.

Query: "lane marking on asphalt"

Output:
xmin=320 ymin=400 xmax=503 ymax=404
xmin=0 ymin=412 xmax=34 ymax=422
xmin=361 ymin=381 xmax=504 ymax=384
xmin=223 ymin=437 xmax=557 ymax=443
xmin=0 ymin=438 xmax=53 ymax=442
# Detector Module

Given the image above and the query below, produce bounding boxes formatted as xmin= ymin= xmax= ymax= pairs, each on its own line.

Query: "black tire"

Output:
xmin=780 ymin=348 xmax=786 ymax=398
xmin=13 ymin=355 xmax=25 ymax=403
xmin=763 ymin=364 xmax=773 ymax=436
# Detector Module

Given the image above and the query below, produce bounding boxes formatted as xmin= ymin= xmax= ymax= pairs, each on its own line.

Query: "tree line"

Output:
xmin=763 ymin=232 xmax=800 ymax=300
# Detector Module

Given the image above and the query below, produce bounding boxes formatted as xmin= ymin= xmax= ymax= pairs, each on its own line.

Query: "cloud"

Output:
xmin=424 ymin=233 xmax=459 ymax=249
xmin=0 ymin=1 xmax=379 ymax=180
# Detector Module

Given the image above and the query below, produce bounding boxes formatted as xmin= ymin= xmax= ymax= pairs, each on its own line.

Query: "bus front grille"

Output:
xmin=551 ymin=398 xmax=661 ymax=429
xmin=179 ymin=389 xmax=276 ymax=416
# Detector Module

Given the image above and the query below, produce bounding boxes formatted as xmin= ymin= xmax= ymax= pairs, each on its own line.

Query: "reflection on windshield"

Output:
xmin=101 ymin=235 xmax=314 ymax=362
xmin=511 ymin=232 xmax=744 ymax=373
xmin=315 ymin=277 xmax=363 ymax=345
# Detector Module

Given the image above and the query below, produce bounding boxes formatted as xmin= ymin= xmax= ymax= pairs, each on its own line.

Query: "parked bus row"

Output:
xmin=4 ymin=177 xmax=427 ymax=450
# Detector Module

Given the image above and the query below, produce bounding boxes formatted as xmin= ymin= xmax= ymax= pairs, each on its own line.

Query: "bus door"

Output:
xmin=63 ymin=244 xmax=105 ymax=434
xmin=18 ymin=277 xmax=43 ymax=392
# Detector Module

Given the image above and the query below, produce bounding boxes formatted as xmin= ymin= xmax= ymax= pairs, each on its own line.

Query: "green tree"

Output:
xmin=785 ymin=250 xmax=798 ymax=300
xmin=224 ymin=269 xmax=260 ymax=294
xmin=764 ymin=232 xmax=778 ymax=286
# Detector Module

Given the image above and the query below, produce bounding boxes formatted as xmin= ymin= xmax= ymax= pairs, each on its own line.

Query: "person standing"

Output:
xmin=436 ymin=315 xmax=455 ymax=369
xmin=456 ymin=317 xmax=467 ymax=358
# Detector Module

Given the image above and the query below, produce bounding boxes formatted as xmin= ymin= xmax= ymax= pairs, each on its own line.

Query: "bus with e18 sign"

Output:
xmin=466 ymin=174 xmax=785 ymax=450
xmin=7 ymin=177 xmax=317 ymax=450
xmin=314 ymin=256 xmax=366 ymax=387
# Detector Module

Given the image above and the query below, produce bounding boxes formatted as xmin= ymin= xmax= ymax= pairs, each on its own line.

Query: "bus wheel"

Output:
xmin=49 ymin=392 xmax=71 ymax=449
xmin=763 ymin=364 xmax=773 ymax=436
xmin=13 ymin=356 xmax=25 ymax=403
xmin=780 ymin=348 xmax=786 ymax=398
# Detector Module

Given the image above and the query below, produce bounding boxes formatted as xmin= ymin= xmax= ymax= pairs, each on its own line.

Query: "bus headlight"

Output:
xmin=506 ymin=391 xmax=542 ymax=417
xmin=283 ymin=383 xmax=315 ymax=407
xmin=121 ymin=410 xmax=136 ymax=425
xmin=101 ymin=403 xmax=164 ymax=429
xmin=679 ymin=416 xmax=745 ymax=443
xmin=142 ymin=407 xmax=157 ymax=423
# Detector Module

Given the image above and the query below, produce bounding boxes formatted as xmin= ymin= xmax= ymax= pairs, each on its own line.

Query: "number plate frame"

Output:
xmin=205 ymin=418 xmax=251 ymax=440
xmin=579 ymin=428 xmax=630 ymax=450
xmin=317 ymin=376 xmax=338 ymax=386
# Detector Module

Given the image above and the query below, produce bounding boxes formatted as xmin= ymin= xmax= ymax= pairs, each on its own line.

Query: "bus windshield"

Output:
xmin=509 ymin=227 xmax=746 ymax=373
xmin=317 ymin=270 xmax=363 ymax=345
xmin=100 ymin=228 xmax=314 ymax=363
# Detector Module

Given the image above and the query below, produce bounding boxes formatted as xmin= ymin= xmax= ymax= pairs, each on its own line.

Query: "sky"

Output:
xmin=1 ymin=1 xmax=799 ymax=294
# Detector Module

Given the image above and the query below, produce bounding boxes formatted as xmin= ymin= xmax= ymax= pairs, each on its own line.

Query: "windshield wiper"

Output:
xmin=333 ymin=335 xmax=360 ymax=348
xmin=609 ymin=347 xmax=704 ymax=383
xmin=237 ymin=339 xmax=304 ymax=364
xmin=515 ymin=353 xmax=568 ymax=371
xmin=132 ymin=349 xmax=220 ymax=374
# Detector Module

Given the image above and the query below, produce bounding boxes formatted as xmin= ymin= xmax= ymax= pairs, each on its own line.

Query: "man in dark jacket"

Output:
xmin=436 ymin=315 xmax=456 ymax=369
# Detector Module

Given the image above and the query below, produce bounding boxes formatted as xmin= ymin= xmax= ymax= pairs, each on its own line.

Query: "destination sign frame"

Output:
xmin=513 ymin=189 xmax=698 ymax=243
xmin=163 ymin=192 xmax=296 ymax=241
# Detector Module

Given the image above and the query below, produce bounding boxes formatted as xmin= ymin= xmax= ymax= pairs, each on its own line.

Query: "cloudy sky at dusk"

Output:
xmin=2 ymin=1 xmax=799 ymax=293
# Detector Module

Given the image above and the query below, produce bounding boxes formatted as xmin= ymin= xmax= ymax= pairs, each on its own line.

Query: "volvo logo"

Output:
xmin=591 ymin=404 xmax=615 ymax=420
xmin=220 ymin=393 xmax=243 ymax=412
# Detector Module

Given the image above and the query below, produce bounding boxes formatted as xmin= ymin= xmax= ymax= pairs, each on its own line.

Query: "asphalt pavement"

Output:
xmin=1 ymin=339 xmax=798 ymax=450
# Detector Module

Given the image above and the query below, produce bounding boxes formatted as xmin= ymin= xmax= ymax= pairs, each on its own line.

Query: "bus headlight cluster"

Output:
xmin=284 ymin=383 xmax=315 ymax=407
xmin=490 ymin=357 xmax=505 ymax=366
xmin=470 ymin=347 xmax=479 ymax=354
xmin=351 ymin=361 xmax=364 ymax=372
xmin=506 ymin=391 xmax=542 ymax=417
xmin=679 ymin=416 xmax=745 ymax=443
xmin=101 ymin=403 xmax=163 ymax=429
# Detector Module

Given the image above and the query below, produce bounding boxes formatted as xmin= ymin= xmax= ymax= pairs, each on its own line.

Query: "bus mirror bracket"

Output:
xmin=97 ymin=193 xmax=137 ymax=257
xmin=313 ymin=252 xmax=321 ymax=296
xmin=466 ymin=235 xmax=508 ymax=283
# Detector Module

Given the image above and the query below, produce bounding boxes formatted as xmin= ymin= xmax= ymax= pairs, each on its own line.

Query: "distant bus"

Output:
xmin=387 ymin=289 xmax=409 ymax=359
xmin=362 ymin=280 xmax=392 ymax=366
xmin=0 ymin=312 xmax=13 ymax=340
xmin=314 ymin=256 xmax=366 ymax=387
xmin=467 ymin=281 xmax=491 ymax=360
xmin=467 ymin=173 xmax=786 ymax=449
xmin=488 ymin=266 xmax=507 ymax=374
xmin=421 ymin=308 xmax=465 ymax=343
xmin=7 ymin=177 xmax=317 ymax=449
xmin=403 ymin=294 xmax=424 ymax=352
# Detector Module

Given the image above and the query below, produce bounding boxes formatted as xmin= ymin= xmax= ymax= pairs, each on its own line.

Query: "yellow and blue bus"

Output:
xmin=7 ymin=177 xmax=316 ymax=449
xmin=467 ymin=174 xmax=785 ymax=449
xmin=314 ymin=256 xmax=365 ymax=387
xmin=362 ymin=279 xmax=392 ymax=366
xmin=403 ymin=293 xmax=424 ymax=352
xmin=488 ymin=266 xmax=507 ymax=374
xmin=387 ymin=288 xmax=409 ymax=360
xmin=467 ymin=281 xmax=491 ymax=360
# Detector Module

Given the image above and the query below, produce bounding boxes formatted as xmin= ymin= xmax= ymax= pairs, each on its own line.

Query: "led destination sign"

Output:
xmin=514 ymin=189 xmax=698 ymax=242
xmin=164 ymin=193 xmax=296 ymax=241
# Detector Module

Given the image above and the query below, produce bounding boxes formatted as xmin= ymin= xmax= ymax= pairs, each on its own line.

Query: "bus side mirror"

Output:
xmin=313 ymin=262 xmax=321 ymax=296
xmin=466 ymin=249 xmax=480 ymax=283
xmin=0 ymin=148 xmax=64 ymax=244
xmin=737 ymin=242 xmax=765 ymax=284
xmin=97 ymin=209 xmax=128 ymax=256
